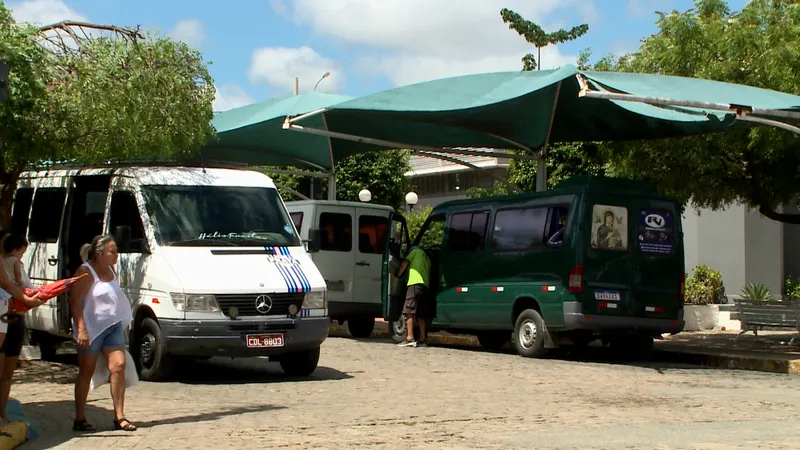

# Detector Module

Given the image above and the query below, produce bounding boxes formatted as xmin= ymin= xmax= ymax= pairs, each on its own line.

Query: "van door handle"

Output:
xmin=356 ymin=261 xmax=370 ymax=267
xmin=48 ymin=256 xmax=59 ymax=266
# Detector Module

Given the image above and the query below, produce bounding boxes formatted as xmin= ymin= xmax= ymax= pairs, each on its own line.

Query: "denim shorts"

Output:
xmin=79 ymin=321 xmax=126 ymax=355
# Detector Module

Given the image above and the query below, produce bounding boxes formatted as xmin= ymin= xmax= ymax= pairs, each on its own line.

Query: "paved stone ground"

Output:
xmin=10 ymin=337 xmax=800 ymax=449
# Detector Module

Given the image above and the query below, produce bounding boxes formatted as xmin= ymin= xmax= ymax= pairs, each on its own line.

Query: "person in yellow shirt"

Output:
xmin=396 ymin=246 xmax=432 ymax=347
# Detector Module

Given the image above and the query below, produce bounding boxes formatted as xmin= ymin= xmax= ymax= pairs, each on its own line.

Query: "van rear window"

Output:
xmin=590 ymin=204 xmax=628 ymax=251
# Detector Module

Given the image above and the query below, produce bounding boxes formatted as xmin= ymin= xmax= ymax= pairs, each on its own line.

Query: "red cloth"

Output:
xmin=8 ymin=273 xmax=88 ymax=315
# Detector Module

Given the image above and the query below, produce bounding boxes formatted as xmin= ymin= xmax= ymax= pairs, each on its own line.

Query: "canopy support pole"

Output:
xmin=576 ymin=74 xmax=800 ymax=121
xmin=282 ymin=119 xmax=540 ymax=161
xmin=413 ymin=150 xmax=520 ymax=193
xmin=736 ymin=115 xmax=800 ymax=136
xmin=322 ymin=114 xmax=337 ymax=200
xmin=274 ymin=182 xmax=310 ymax=200
xmin=537 ymin=81 xmax=562 ymax=192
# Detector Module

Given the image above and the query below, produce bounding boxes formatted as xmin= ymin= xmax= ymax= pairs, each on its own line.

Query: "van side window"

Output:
xmin=28 ymin=188 xmax=67 ymax=243
xmin=545 ymin=206 xmax=570 ymax=249
xmin=492 ymin=207 xmax=548 ymax=251
xmin=10 ymin=188 xmax=34 ymax=236
xmin=109 ymin=191 xmax=146 ymax=253
xmin=416 ymin=214 xmax=446 ymax=249
xmin=319 ymin=212 xmax=352 ymax=252
xmin=358 ymin=215 xmax=388 ymax=254
xmin=290 ymin=212 xmax=303 ymax=230
xmin=448 ymin=211 xmax=488 ymax=252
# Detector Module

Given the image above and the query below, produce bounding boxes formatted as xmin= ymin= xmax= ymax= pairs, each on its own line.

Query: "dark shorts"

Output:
xmin=403 ymin=284 xmax=432 ymax=319
xmin=0 ymin=318 xmax=26 ymax=358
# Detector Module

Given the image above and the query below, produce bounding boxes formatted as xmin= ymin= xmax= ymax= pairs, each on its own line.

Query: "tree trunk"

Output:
xmin=0 ymin=179 xmax=16 ymax=231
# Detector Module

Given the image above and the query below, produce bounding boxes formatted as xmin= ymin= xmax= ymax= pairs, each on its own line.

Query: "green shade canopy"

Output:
xmin=289 ymin=64 xmax=800 ymax=156
xmin=202 ymin=91 xmax=365 ymax=170
xmin=207 ymin=64 xmax=800 ymax=172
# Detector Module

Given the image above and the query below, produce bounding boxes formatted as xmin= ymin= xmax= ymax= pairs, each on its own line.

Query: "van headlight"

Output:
xmin=303 ymin=291 xmax=326 ymax=309
xmin=170 ymin=293 xmax=221 ymax=312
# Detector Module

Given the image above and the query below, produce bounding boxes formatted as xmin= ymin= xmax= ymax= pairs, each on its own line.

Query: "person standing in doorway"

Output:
xmin=70 ymin=235 xmax=135 ymax=432
xmin=396 ymin=246 xmax=432 ymax=347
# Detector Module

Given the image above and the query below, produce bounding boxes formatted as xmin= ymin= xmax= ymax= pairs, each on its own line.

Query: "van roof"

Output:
xmin=286 ymin=200 xmax=396 ymax=212
xmin=19 ymin=166 xmax=277 ymax=189
xmin=434 ymin=175 xmax=671 ymax=210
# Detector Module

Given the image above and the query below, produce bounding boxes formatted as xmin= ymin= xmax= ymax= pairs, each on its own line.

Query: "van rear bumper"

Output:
xmin=562 ymin=301 xmax=684 ymax=334
xmin=159 ymin=317 xmax=329 ymax=358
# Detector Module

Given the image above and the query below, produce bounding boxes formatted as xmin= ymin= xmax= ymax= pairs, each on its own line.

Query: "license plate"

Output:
xmin=594 ymin=290 xmax=621 ymax=301
xmin=246 ymin=334 xmax=284 ymax=348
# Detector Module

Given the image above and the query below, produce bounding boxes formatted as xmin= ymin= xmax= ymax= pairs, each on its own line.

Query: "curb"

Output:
xmin=327 ymin=323 xmax=800 ymax=375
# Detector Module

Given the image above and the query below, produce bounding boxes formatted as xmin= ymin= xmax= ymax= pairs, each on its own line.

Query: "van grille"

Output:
xmin=227 ymin=323 xmax=296 ymax=334
xmin=215 ymin=293 xmax=304 ymax=317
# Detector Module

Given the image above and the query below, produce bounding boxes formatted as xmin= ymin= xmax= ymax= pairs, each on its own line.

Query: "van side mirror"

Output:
xmin=307 ymin=227 xmax=322 ymax=253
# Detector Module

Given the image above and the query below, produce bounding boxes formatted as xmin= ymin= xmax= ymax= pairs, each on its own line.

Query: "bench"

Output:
xmin=734 ymin=300 xmax=800 ymax=345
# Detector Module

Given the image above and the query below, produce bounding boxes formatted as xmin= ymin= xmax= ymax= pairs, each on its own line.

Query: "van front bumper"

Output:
xmin=562 ymin=301 xmax=685 ymax=334
xmin=159 ymin=317 xmax=329 ymax=358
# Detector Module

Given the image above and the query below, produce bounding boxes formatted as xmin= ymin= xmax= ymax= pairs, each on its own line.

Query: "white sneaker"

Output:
xmin=397 ymin=339 xmax=417 ymax=347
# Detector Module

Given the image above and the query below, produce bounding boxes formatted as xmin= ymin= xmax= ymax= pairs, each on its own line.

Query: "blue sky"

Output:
xmin=7 ymin=0 xmax=749 ymax=111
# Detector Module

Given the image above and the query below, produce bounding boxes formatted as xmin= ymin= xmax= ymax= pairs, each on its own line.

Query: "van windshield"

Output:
xmin=141 ymin=185 xmax=300 ymax=247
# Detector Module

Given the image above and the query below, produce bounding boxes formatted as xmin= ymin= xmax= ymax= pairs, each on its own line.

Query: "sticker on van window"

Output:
xmin=637 ymin=209 xmax=674 ymax=254
xmin=590 ymin=205 xmax=628 ymax=251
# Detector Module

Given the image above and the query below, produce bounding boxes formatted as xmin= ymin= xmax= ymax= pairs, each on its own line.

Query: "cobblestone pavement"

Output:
xmin=11 ymin=337 xmax=800 ymax=449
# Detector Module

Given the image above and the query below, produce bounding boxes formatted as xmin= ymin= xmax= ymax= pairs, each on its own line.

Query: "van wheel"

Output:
xmin=31 ymin=331 xmax=58 ymax=362
xmin=135 ymin=318 xmax=175 ymax=382
xmin=279 ymin=347 xmax=320 ymax=376
xmin=513 ymin=309 xmax=547 ymax=358
xmin=477 ymin=332 xmax=509 ymax=350
xmin=347 ymin=318 xmax=375 ymax=338
xmin=390 ymin=315 xmax=408 ymax=343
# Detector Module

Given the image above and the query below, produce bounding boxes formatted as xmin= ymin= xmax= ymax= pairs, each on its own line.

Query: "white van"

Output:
xmin=285 ymin=201 xmax=395 ymax=338
xmin=12 ymin=165 xmax=329 ymax=381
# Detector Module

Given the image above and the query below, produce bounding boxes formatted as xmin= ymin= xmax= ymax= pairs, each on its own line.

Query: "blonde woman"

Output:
xmin=69 ymin=235 xmax=135 ymax=432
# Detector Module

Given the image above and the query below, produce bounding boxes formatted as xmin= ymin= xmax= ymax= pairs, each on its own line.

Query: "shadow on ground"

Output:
xmin=17 ymin=350 xmax=353 ymax=386
xmin=21 ymin=400 xmax=283 ymax=450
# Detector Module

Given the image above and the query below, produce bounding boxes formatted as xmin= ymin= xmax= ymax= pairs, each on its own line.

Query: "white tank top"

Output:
xmin=72 ymin=262 xmax=133 ymax=345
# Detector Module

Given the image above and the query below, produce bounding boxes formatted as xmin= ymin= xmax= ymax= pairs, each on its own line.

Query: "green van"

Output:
xmin=382 ymin=176 xmax=685 ymax=358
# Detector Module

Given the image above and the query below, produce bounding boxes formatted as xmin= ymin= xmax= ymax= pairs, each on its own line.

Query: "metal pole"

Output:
xmin=274 ymin=182 xmax=310 ymax=200
xmin=536 ymin=81 xmax=562 ymax=192
xmin=322 ymin=114 xmax=336 ymax=200
xmin=294 ymin=77 xmax=299 ymax=96
xmin=282 ymin=119 xmax=541 ymax=162
xmin=576 ymin=74 xmax=800 ymax=121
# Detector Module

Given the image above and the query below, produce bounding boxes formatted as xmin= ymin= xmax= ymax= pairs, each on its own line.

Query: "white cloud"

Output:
xmin=168 ymin=19 xmax=206 ymax=47
xmin=8 ymin=0 xmax=87 ymax=25
xmin=247 ymin=46 xmax=343 ymax=94
xmin=274 ymin=0 xmax=598 ymax=86
xmin=626 ymin=0 xmax=675 ymax=19
xmin=213 ymin=84 xmax=255 ymax=112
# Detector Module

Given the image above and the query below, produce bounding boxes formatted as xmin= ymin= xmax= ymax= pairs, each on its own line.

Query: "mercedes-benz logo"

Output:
xmin=255 ymin=295 xmax=273 ymax=314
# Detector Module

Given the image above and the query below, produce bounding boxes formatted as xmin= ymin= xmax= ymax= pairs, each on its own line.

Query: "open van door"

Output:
xmin=381 ymin=212 xmax=410 ymax=322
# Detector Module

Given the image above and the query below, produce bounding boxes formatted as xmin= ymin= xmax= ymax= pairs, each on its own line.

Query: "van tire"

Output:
xmin=389 ymin=314 xmax=419 ymax=343
xmin=31 ymin=331 xmax=58 ymax=362
xmin=513 ymin=309 xmax=547 ymax=358
xmin=347 ymin=318 xmax=375 ymax=338
xmin=279 ymin=347 xmax=320 ymax=376
xmin=135 ymin=318 xmax=175 ymax=382
xmin=477 ymin=332 xmax=509 ymax=350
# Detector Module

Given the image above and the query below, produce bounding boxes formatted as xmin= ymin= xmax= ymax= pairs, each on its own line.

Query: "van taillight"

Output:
xmin=568 ymin=264 xmax=584 ymax=294
xmin=680 ymin=272 xmax=685 ymax=302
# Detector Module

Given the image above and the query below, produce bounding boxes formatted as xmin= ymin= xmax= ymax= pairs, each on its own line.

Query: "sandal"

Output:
xmin=73 ymin=419 xmax=96 ymax=432
xmin=113 ymin=417 xmax=137 ymax=431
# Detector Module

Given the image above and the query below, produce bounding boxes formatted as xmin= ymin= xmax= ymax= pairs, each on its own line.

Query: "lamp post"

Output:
xmin=405 ymin=191 xmax=419 ymax=213
xmin=358 ymin=189 xmax=372 ymax=203
xmin=314 ymin=72 xmax=331 ymax=91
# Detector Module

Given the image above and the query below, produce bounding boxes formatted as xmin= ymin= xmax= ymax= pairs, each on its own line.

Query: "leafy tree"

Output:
xmin=597 ymin=0 xmax=800 ymax=223
xmin=266 ymin=150 xmax=411 ymax=210
xmin=0 ymin=9 xmax=215 ymax=227
xmin=500 ymin=8 xmax=589 ymax=71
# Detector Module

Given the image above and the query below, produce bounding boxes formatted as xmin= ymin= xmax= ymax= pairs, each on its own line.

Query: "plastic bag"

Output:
xmin=89 ymin=350 xmax=139 ymax=391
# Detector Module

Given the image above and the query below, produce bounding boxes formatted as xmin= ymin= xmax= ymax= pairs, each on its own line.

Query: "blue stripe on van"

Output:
xmin=268 ymin=246 xmax=295 ymax=293
xmin=279 ymin=246 xmax=309 ymax=293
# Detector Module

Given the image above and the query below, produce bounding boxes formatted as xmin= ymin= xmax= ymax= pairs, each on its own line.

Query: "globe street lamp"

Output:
xmin=358 ymin=189 xmax=372 ymax=202
xmin=405 ymin=191 xmax=419 ymax=212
